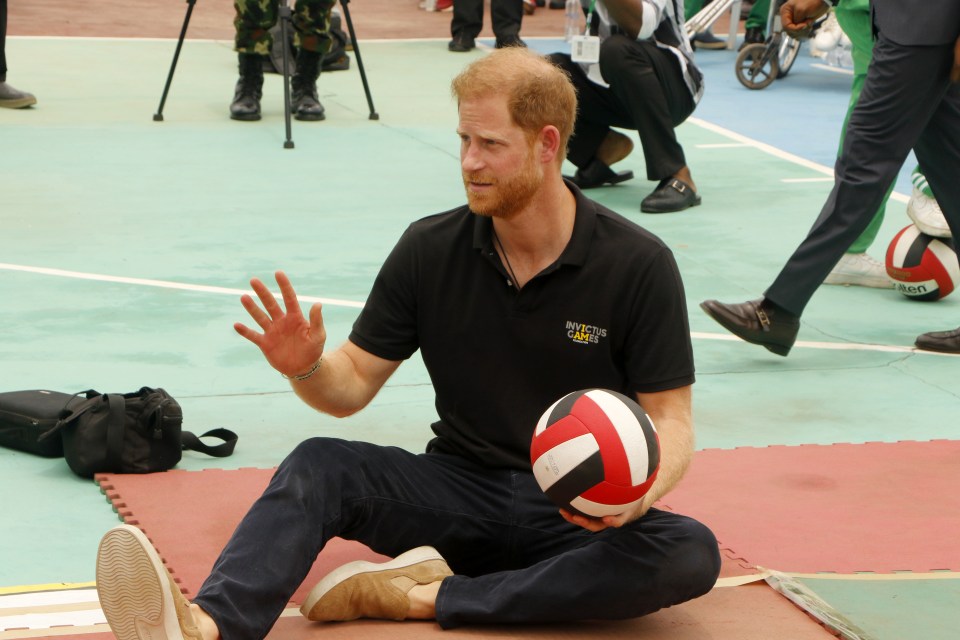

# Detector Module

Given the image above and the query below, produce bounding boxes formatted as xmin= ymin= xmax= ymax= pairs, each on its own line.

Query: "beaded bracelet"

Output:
xmin=281 ymin=358 xmax=323 ymax=381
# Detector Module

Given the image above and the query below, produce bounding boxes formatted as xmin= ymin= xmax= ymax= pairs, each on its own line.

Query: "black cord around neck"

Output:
xmin=492 ymin=228 xmax=521 ymax=288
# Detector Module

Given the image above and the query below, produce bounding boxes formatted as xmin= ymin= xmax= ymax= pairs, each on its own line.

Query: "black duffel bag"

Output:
xmin=0 ymin=389 xmax=85 ymax=457
xmin=8 ymin=387 xmax=238 ymax=477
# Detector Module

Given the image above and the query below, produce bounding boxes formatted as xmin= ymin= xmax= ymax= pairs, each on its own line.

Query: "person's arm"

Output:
xmin=781 ymin=0 xmax=831 ymax=38
xmin=234 ymin=271 xmax=400 ymax=418
xmin=602 ymin=0 xmax=646 ymax=40
xmin=561 ymin=385 xmax=694 ymax=531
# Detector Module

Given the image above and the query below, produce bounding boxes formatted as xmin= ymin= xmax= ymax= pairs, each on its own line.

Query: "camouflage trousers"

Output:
xmin=235 ymin=0 xmax=337 ymax=55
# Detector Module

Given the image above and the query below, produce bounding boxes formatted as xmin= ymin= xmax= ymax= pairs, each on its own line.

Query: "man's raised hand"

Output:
xmin=780 ymin=0 xmax=829 ymax=39
xmin=234 ymin=271 xmax=326 ymax=379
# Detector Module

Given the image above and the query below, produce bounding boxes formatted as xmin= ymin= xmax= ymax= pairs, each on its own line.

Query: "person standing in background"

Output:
xmin=0 ymin=0 xmax=36 ymax=109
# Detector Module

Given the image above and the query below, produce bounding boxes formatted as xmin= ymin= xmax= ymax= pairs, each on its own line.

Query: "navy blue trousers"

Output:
xmin=193 ymin=438 xmax=721 ymax=640
xmin=766 ymin=33 xmax=960 ymax=316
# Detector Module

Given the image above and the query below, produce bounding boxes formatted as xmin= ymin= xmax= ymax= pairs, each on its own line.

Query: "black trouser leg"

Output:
xmin=1 ymin=0 xmax=9 ymax=77
xmin=193 ymin=438 xmax=719 ymax=639
xmin=491 ymin=0 xmax=523 ymax=40
xmin=451 ymin=0 xmax=483 ymax=38
xmin=765 ymin=36 xmax=958 ymax=316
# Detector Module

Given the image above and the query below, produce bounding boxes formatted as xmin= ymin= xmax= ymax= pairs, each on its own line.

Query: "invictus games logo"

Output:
xmin=565 ymin=320 xmax=608 ymax=345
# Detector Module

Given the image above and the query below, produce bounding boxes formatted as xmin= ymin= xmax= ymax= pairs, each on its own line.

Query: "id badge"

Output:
xmin=570 ymin=35 xmax=601 ymax=64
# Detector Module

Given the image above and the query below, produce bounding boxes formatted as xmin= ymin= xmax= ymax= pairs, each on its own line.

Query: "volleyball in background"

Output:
xmin=530 ymin=389 xmax=659 ymax=518
xmin=885 ymin=224 xmax=960 ymax=301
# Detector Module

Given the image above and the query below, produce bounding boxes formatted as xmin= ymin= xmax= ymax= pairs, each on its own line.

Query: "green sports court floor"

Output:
xmin=1 ymin=32 xmax=959 ymax=639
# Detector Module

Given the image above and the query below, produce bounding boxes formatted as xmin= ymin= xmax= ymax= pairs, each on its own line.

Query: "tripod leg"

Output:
xmin=279 ymin=1 xmax=296 ymax=149
xmin=338 ymin=0 xmax=379 ymax=120
xmin=154 ymin=0 xmax=197 ymax=122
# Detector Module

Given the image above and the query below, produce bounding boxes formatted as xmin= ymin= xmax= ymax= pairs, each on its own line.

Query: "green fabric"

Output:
xmin=685 ymin=0 xmax=705 ymax=21
xmin=234 ymin=0 xmax=335 ymax=55
xmin=745 ymin=0 xmax=771 ymax=32
xmin=834 ymin=0 xmax=889 ymax=253
xmin=912 ymin=165 xmax=935 ymax=198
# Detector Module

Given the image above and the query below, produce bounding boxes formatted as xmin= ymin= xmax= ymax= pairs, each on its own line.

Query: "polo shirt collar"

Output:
xmin=470 ymin=179 xmax=596 ymax=267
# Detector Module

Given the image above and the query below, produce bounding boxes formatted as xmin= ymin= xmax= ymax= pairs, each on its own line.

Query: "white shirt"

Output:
xmin=580 ymin=0 xmax=704 ymax=104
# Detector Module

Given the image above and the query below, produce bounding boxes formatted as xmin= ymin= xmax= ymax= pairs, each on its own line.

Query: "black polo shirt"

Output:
xmin=349 ymin=183 xmax=694 ymax=470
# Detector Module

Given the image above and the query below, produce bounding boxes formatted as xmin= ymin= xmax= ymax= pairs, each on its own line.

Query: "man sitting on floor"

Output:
xmin=95 ymin=48 xmax=720 ymax=640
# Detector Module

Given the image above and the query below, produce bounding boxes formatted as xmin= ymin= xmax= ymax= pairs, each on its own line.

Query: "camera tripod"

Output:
xmin=153 ymin=0 xmax=379 ymax=149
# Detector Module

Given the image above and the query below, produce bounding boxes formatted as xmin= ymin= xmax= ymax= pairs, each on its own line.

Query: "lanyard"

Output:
xmin=583 ymin=0 xmax=599 ymax=36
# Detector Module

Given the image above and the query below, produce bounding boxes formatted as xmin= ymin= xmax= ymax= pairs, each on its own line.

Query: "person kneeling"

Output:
xmin=551 ymin=0 xmax=704 ymax=214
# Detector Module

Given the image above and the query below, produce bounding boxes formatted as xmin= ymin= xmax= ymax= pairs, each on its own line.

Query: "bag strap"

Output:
xmin=38 ymin=390 xmax=101 ymax=441
xmin=104 ymin=394 xmax=127 ymax=472
xmin=180 ymin=428 xmax=238 ymax=458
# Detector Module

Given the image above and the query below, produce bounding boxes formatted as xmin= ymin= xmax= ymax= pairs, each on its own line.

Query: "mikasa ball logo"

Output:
xmin=565 ymin=320 xmax=608 ymax=345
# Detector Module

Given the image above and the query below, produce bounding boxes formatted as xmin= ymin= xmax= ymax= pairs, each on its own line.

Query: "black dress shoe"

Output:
xmin=495 ymin=36 xmax=527 ymax=49
xmin=739 ymin=26 xmax=765 ymax=51
xmin=448 ymin=33 xmax=476 ymax=52
xmin=700 ymin=298 xmax=800 ymax=356
xmin=640 ymin=178 xmax=701 ymax=213
xmin=691 ymin=30 xmax=727 ymax=50
xmin=915 ymin=327 xmax=960 ymax=353
xmin=565 ymin=158 xmax=634 ymax=189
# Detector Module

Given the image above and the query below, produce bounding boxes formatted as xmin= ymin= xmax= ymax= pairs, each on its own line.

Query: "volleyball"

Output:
xmin=530 ymin=389 xmax=660 ymax=518
xmin=885 ymin=224 xmax=960 ymax=301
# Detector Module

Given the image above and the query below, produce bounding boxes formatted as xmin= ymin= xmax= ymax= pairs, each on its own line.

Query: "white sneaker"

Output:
xmin=96 ymin=525 xmax=204 ymax=640
xmin=824 ymin=252 xmax=892 ymax=288
xmin=907 ymin=186 xmax=951 ymax=238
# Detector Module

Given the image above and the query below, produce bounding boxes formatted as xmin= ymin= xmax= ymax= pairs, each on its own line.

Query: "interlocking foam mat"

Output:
xmin=96 ymin=468 xmax=388 ymax=605
xmin=88 ymin=467 xmax=837 ymax=639
xmin=660 ymin=440 xmax=960 ymax=574
xmin=55 ymin=583 xmax=832 ymax=640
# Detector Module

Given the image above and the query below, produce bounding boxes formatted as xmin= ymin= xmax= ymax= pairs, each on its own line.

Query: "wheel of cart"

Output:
xmin=734 ymin=0 xmax=814 ymax=89
xmin=776 ymin=32 xmax=801 ymax=77
xmin=735 ymin=41 xmax=779 ymax=89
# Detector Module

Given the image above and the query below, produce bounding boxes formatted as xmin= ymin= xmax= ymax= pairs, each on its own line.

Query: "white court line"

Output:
xmin=0 ymin=113 xmax=930 ymax=352
xmin=2 ymin=263 xmax=954 ymax=356
xmin=686 ymin=117 xmax=910 ymax=203
xmin=0 ymin=263 xmax=365 ymax=309
xmin=696 ymin=142 xmax=752 ymax=149
xmin=691 ymin=332 xmax=960 ymax=358
xmin=810 ymin=62 xmax=855 ymax=75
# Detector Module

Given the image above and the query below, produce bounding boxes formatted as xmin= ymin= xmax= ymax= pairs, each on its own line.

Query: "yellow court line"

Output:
xmin=0 ymin=583 xmax=95 ymax=597
xmin=715 ymin=569 xmax=960 ymax=588
xmin=0 ymin=624 xmax=109 ymax=640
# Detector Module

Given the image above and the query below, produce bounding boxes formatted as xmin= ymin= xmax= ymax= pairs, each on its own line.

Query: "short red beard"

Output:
xmin=463 ymin=153 xmax=543 ymax=219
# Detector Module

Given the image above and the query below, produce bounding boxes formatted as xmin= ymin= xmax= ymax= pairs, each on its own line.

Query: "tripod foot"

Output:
xmin=284 ymin=140 xmax=296 ymax=149
xmin=153 ymin=113 xmax=164 ymax=122
xmin=369 ymin=112 xmax=380 ymax=121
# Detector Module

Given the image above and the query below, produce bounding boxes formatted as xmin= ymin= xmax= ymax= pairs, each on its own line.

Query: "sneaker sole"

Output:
xmin=97 ymin=525 xmax=184 ymax=640
xmin=641 ymin=196 xmax=701 ymax=214
xmin=822 ymin=274 xmax=893 ymax=288
xmin=299 ymin=546 xmax=446 ymax=620
xmin=0 ymin=96 xmax=37 ymax=109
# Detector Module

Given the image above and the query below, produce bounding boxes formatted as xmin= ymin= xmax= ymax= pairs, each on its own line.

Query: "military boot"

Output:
xmin=0 ymin=74 xmax=37 ymax=109
xmin=230 ymin=54 xmax=264 ymax=121
xmin=291 ymin=49 xmax=325 ymax=121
